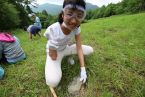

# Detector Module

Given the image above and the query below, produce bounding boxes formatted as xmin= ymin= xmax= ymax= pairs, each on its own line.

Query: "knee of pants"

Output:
xmin=45 ymin=75 xmax=61 ymax=88
xmin=45 ymin=53 xmax=63 ymax=87
xmin=45 ymin=65 xmax=62 ymax=87
xmin=83 ymin=45 xmax=94 ymax=55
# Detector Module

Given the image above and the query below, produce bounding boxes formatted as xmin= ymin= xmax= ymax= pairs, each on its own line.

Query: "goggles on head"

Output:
xmin=63 ymin=4 xmax=86 ymax=21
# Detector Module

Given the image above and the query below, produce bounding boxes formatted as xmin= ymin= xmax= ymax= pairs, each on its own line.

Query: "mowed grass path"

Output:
xmin=0 ymin=13 xmax=145 ymax=97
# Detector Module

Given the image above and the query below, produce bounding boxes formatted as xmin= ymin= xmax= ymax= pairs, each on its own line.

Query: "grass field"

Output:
xmin=0 ymin=12 xmax=145 ymax=97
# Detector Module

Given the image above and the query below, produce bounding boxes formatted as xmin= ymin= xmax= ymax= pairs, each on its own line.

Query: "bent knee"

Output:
xmin=45 ymin=70 xmax=62 ymax=87
xmin=45 ymin=76 xmax=61 ymax=88
xmin=83 ymin=45 xmax=94 ymax=55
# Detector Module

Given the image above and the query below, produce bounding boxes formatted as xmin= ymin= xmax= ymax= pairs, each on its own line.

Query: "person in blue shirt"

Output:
xmin=29 ymin=13 xmax=42 ymax=29
xmin=25 ymin=25 xmax=41 ymax=40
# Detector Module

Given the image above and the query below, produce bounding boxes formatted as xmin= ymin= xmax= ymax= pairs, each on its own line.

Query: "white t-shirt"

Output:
xmin=27 ymin=25 xmax=33 ymax=33
xmin=44 ymin=22 xmax=80 ymax=51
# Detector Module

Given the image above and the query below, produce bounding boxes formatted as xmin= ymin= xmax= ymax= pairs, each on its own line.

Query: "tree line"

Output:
xmin=0 ymin=0 xmax=56 ymax=31
xmin=86 ymin=0 xmax=145 ymax=20
xmin=0 ymin=0 xmax=145 ymax=31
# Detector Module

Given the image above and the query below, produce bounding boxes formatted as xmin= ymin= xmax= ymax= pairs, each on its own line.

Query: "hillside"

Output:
xmin=0 ymin=13 xmax=145 ymax=97
xmin=31 ymin=3 xmax=98 ymax=15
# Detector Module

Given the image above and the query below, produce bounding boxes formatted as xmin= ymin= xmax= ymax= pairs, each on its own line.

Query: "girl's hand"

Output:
xmin=80 ymin=67 xmax=87 ymax=83
xmin=49 ymin=48 xmax=57 ymax=60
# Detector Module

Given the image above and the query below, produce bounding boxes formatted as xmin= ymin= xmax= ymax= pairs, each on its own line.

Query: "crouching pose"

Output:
xmin=44 ymin=0 xmax=93 ymax=95
xmin=25 ymin=25 xmax=41 ymax=40
xmin=0 ymin=32 xmax=26 ymax=64
xmin=0 ymin=32 xmax=26 ymax=79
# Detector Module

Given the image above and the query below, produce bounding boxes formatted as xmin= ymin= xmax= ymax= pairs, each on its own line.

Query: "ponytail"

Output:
xmin=58 ymin=11 xmax=63 ymax=24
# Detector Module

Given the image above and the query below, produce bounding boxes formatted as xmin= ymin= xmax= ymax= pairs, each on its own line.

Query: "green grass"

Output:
xmin=1 ymin=13 xmax=145 ymax=97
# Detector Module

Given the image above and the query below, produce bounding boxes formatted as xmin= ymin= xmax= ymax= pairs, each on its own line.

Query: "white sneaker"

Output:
xmin=68 ymin=57 xmax=75 ymax=65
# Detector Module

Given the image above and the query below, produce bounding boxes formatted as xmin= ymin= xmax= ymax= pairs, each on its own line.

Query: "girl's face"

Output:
xmin=62 ymin=8 xmax=85 ymax=30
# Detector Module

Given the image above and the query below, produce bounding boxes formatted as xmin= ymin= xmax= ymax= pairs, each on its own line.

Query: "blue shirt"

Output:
xmin=34 ymin=16 xmax=42 ymax=28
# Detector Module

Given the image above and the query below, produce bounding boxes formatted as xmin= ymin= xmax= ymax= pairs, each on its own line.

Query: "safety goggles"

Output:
xmin=63 ymin=4 xmax=86 ymax=21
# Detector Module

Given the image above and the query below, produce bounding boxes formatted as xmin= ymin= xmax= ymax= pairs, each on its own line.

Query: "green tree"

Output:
xmin=35 ymin=11 xmax=57 ymax=28
xmin=96 ymin=6 xmax=106 ymax=18
xmin=86 ymin=10 xmax=94 ymax=20
xmin=7 ymin=0 xmax=37 ymax=28
xmin=103 ymin=3 xmax=116 ymax=17
xmin=26 ymin=5 xmax=33 ymax=13
xmin=0 ymin=0 xmax=20 ymax=31
xmin=42 ymin=10 xmax=48 ymax=16
xmin=114 ymin=2 xmax=124 ymax=14
xmin=122 ymin=0 xmax=145 ymax=13
xmin=127 ymin=0 xmax=145 ymax=13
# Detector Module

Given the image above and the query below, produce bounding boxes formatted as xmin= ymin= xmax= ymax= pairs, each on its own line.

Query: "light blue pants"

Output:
xmin=0 ymin=66 xmax=4 ymax=79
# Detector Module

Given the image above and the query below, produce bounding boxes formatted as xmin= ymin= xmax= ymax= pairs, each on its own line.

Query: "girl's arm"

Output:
xmin=75 ymin=33 xmax=87 ymax=83
xmin=75 ymin=33 xmax=85 ymax=67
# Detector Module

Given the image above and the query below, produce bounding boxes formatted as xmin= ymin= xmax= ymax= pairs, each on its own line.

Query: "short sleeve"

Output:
xmin=44 ymin=27 xmax=50 ymax=39
xmin=44 ymin=25 xmax=59 ymax=50
xmin=27 ymin=25 xmax=32 ymax=33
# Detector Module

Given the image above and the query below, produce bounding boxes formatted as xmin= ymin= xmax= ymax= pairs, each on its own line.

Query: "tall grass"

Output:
xmin=0 ymin=13 xmax=145 ymax=97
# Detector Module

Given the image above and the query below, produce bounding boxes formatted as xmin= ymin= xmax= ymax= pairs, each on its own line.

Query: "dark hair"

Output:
xmin=58 ymin=11 xmax=64 ymax=24
xmin=58 ymin=0 xmax=86 ymax=24
xmin=63 ymin=0 xmax=86 ymax=9
xmin=23 ymin=26 xmax=28 ymax=31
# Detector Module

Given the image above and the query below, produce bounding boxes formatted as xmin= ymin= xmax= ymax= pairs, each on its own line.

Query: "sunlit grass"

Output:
xmin=0 ymin=13 xmax=145 ymax=97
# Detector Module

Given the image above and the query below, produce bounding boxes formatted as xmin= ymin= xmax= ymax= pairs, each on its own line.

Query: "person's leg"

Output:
xmin=37 ymin=31 xmax=41 ymax=37
xmin=64 ymin=44 xmax=94 ymax=56
xmin=29 ymin=32 xmax=32 ymax=40
xmin=35 ymin=28 xmax=41 ymax=37
xmin=45 ymin=50 xmax=64 ymax=88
